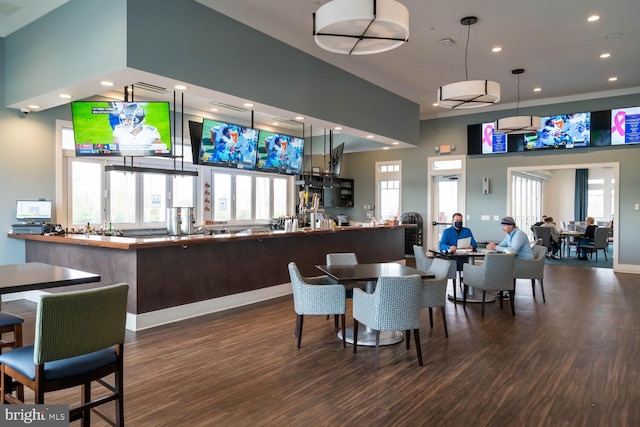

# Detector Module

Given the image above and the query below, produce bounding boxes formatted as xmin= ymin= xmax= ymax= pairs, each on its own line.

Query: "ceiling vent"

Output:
xmin=133 ymin=82 xmax=171 ymax=94
xmin=209 ymin=101 xmax=248 ymax=113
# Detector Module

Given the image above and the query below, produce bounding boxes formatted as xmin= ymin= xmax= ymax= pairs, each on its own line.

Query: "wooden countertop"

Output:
xmin=8 ymin=224 xmax=414 ymax=250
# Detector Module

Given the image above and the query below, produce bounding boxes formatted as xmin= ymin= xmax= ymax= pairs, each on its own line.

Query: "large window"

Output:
xmin=375 ymin=161 xmax=402 ymax=221
xmin=587 ymin=176 xmax=615 ymax=221
xmin=511 ymin=173 xmax=542 ymax=234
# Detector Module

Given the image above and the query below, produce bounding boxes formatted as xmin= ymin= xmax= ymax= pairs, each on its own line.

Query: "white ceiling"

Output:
xmin=3 ymin=0 xmax=640 ymax=151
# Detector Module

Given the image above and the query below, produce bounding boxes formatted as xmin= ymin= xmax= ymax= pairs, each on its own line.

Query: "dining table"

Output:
xmin=428 ymin=249 xmax=496 ymax=303
xmin=559 ymin=230 xmax=585 ymax=258
xmin=0 ymin=262 xmax=101 ymax=307
xmin=315 ymin=262 xmax=433 ymax=347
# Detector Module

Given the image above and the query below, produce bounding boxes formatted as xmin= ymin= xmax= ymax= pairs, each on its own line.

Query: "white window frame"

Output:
xmin=375 ymin=160 xmax=402 ymax=221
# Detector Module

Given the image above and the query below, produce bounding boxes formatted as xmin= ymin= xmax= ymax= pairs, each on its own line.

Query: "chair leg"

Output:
xmin=353 ymin=320 xmax=359 ymax=353
xmin=296 ymin=314 xmax=304 ymax=348
xmin=499 ymin=291 xmax=504 ymax=309
xmin=414 ymin=328 xmax=423 ymax=367
xmin=531 ymin=279 xmax=536 ymax=298
xmin=509 ymin=290 xmax=516 ymax=315
xmin=462 ymin=284 xmax=467 ymax=308
xmin=404 ymin=330 xmax=411 ymax=350
xmin=539 ymin=279 xmax=546 ymax=303
xmin=294 ymin=314 xmax=300 ymax=337
xmin=481 ymin=291 xmax=486 ymax=317
xmin=374 ymin=331 xmax=380 ymax=370
xmin=440 ymin=306 xmax=448 ymax=338
xmin=82 ymin=382 xmax=91 ymax=426
xmin=428 ymin=307 xmax=434 ymax=329
xmin=340 ymin=314 xmax=346 ymax=348
xmin=334 ymin=315 xmax=339 ymax=333
xmin=453 ymin=275 xmax=457 ymax=302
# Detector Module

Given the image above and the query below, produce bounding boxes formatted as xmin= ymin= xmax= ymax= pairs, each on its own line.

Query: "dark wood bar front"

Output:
xmin=9 ymin=226 xmax=408 ymax=329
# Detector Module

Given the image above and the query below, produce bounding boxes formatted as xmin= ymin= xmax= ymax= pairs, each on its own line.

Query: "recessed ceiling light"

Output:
xmin=432 ymin=103 xmax=439 ymax=107
xmin=272 ymin=122 xmax=279 ymax=126
xmin=533 ymin=87 xmax=542 ymax=92
xmin=100 ymin=81 xmax=114 ymax=87
xmin=587 ymin=15 xmax=600 ymax=22
xmin=243 ymin=103 xmax=254 ymax=108
xmin=295 ymin=116 xmax=304 ymax=120
xmin=383 ymin=147 xmax=390 ymax=150
xmin=366 ymin=135 xmax=374 ymax=139
xmin=600 ymin=53 xmax=611 ymax=59
xmin=391 ymin=141 xmax=399 ymax=145
xmin=334 ymin=126 xmax=343 ymax=131
xmin=174 ymin=85 xmax=187 ymax=90
xmin=491 ymin=47 xmax=502 ymax=53
xmin=59 ymin=94 xmax=72 ymax=99
xmin=28 ymin=105 xmax=40 ymax=109
xmin=211 ymin=108 xmax=218 ymax=112
xmin=608 ymin=76 xmax=618 ymax=82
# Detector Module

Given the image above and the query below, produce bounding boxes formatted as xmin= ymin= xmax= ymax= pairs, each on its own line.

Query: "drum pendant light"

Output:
xmin=313 ymin=0 xmax=409 ymax=55
xmin=436 ymin=17 xmax=500 ymax=109
xmin=495 ymin=69 xmax=541 ymax=133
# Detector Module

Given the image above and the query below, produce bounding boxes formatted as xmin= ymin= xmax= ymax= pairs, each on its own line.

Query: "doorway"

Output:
xmin=427 ymin=155 xmax=466 ymax=250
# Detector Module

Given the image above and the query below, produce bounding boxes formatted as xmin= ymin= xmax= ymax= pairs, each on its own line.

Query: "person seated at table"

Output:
xmin=439 ymin=212 xmax=477 ymax=253
xmin=486 ymin=216 xmax=534 ymax=259
xmin=541 ymin=216 xmax=562 ymax=258
xmin=577 ymin=216 xmax=597 ymax=260
xmin=531 ymin=214 xmax=547 ymax=234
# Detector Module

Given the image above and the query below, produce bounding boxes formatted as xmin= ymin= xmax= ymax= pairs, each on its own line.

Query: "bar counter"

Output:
xmin=9 ymin=225 xmax=410 ymax=330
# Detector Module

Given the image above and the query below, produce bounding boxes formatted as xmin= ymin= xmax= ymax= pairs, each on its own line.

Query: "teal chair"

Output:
xmin=288 ymin=262 xmax=346 ymax=349
xmin=353 ymin=275 xmax=423 ymax=369
xmin=0 ymin=283 xmax=129 ymax=426
xmin=0 ymin=311 xmax=24 ymax=354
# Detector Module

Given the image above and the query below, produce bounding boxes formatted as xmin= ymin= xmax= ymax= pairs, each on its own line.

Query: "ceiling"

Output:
xmin=2 ymin=0 xmax=640 ymax=152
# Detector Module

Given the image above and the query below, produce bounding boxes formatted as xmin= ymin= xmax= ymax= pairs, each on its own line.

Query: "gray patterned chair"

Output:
xmin=413 ymin=245 xmax=433 ymax=273
xmin=288 ymin=262 xmax=346 ymax=349
xmin=514 ymin=244 xmax=547 ymax=303
xmin=463 ymin=253 xmax=516 ymax=316
xmin=353 ymin=275 xmax=423 ymax=369
xmin=0 ymin=283 xmax=128 ymax=426
xmin=421 ymin=257 xmax=454 ymax=337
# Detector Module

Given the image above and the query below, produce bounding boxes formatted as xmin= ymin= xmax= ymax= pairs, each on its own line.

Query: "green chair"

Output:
xmin=0 ymin=283 xmax=129 ymax=426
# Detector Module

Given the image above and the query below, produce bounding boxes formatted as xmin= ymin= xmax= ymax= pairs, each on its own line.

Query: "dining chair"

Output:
xmin=0 ymin=312 xmax=23 ymax=354
xmin=532 ymin=226 xmax=553 ymax=257
xmin=514 ymin=245 xmax=547 ymax=303
xmin=412 ymin=245 xmax=433 ymax=272
xmin=581 ymin=227 xmax=609 ymax=261
xmin=420 ymin=258 xmax=453 ymax=337
xmin=326 ymin=252 xmax=359 ymax=329
xmin=288 ymin=262 xmax=346 ymax=349
xmin=462 ymin=253 xmax=516 ymax=317
xmin=0 ymin=283 xmax=129 ymax=426
xmin=353 ymin=275 xmax=423 ymax=369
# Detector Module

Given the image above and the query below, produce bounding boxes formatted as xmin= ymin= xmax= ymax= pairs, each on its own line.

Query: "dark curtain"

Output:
xmin=574 ymin=169 xmax=588 ymax=221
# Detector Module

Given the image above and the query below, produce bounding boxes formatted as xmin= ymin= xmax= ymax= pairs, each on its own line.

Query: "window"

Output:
xmin=376 ymin=161 xmax=402 ymax=221
xmin=235 ymin=174 xmax=252 ymax=221
xmin=273 ymin=177 xmax=288 ymax=218
xmin=70 ymin=160 xmax=102 ymax=225
xmin=213 ymin=172 xmax=232 ymax=222
xmin=511 ymin=173 xmax=542 ymax=233
xmin=255 ymin=176 xmax=271 ymax=220
xmin=587 ymin=176 xmax=615 ymax=221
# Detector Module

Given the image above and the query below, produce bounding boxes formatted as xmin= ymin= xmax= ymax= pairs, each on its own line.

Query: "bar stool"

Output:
xmin=0 ymin=311 xmax=25 ymax=401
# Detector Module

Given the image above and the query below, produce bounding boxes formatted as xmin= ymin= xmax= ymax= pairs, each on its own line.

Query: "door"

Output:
xmin=431 ymin=175 xmax=464 ymax=250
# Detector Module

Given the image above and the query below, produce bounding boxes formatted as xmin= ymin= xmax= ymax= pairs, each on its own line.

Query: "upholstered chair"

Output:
xmin=421 ymin=257 xmax=453 ymax=337
xmin=462 ymin=253 xmax=516 ymax=316
xmin=514 ymin=244 xmax=547 ymax=303
xmin=0 ymin=283 xmax=129 ymax=426
xmin=353 ymin=275 xmax=423 ymax=369
xmin=288 ymin=262 xmax=346 ymax=349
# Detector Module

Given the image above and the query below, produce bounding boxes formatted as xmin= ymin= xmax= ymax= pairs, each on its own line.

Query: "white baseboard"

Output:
xmin=614 ymin=263 xmax=640 ymax=274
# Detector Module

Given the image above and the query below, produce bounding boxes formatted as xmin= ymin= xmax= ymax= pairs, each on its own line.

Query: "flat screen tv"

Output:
xmin=199 ymin=119 xmax=258 ymax=169
xmin=329 ymin=142 xmax=345 ymax=176
xmin=16 ymin=200 xmax=52 ymax=223
xmin=481 ymin=122 xmax=508 ymax=154
xmin=72 ymin=101 xmax=172 ymax=156
xmin=188 ymin=121 xmax=203 ymax=164
xmin=611 ymin=106 xmax=640 ymax=145
xmin=256 ymin=131 xmax=304 ymax=175
xmin=525 ymin=112 xmax=591 ymax=150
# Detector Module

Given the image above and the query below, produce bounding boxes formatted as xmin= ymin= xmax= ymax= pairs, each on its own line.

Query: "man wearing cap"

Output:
xmin=486 ymin=216 xmax=534 ymax=259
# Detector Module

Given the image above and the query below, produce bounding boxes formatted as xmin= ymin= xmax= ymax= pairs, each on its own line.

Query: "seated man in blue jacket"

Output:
xmin=440 ymin=212 xmax=477 ymax=253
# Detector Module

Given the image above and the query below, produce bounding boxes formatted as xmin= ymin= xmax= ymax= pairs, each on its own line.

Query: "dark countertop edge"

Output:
xmin=8 ymin=224 xmax=415 ymax=250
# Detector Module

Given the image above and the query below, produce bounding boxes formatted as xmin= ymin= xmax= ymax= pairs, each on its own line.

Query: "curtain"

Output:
xmin=574 ymin=169 xmax=588 ymax=221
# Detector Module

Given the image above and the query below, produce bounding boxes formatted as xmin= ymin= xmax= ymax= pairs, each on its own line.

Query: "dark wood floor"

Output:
xmin=2 ymin=264 xmax=640 ymax=426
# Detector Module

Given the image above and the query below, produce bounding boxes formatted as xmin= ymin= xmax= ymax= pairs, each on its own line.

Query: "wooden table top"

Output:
xmin=0 ymin=262 xmax=100 ymax=294
xmin=315 ymin=262 xmax=434 ymax=283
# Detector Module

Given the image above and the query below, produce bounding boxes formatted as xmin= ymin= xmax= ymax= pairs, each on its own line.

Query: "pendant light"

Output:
xmin=495 ymin=69 xmax=541 ymax=133
xmin=436 ymin=16 xmax=500 ymax=109
xmin=313 ymin=0 xmax=409 ymax=55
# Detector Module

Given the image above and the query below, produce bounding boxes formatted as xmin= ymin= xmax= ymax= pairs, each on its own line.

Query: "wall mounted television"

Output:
xmin=481 ymin=122 xmax=508 ymax=154
xmin=72 ymin=101 xmax=172 ymax=156
xmin=467 ymin=123 xmax=524 ymax=154
xmin=256 ymin=131 xmax=304 ymax=175
xmin=16 ymin=200 xmax=52 ymax=223
xmin=329 ymin=142 xmax=345 ymax=176
xmin=188 ymin=121 xmax=203 ymax=165
xmin=611 ymin=106 xmax=640 ymax=145
xmin=524 ymin=112 xmax=591 ymax=150
xmin=199 ymin=119 xmax=258 ymax=169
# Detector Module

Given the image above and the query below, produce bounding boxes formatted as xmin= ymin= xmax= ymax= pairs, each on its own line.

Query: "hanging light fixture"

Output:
xmin=313 ymin=0 xmax=409 ymax=55
xmin=495 ymin=69 xmax=541 ymax=133
xmin=436 ymin=16 xmax=500 ymax=109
